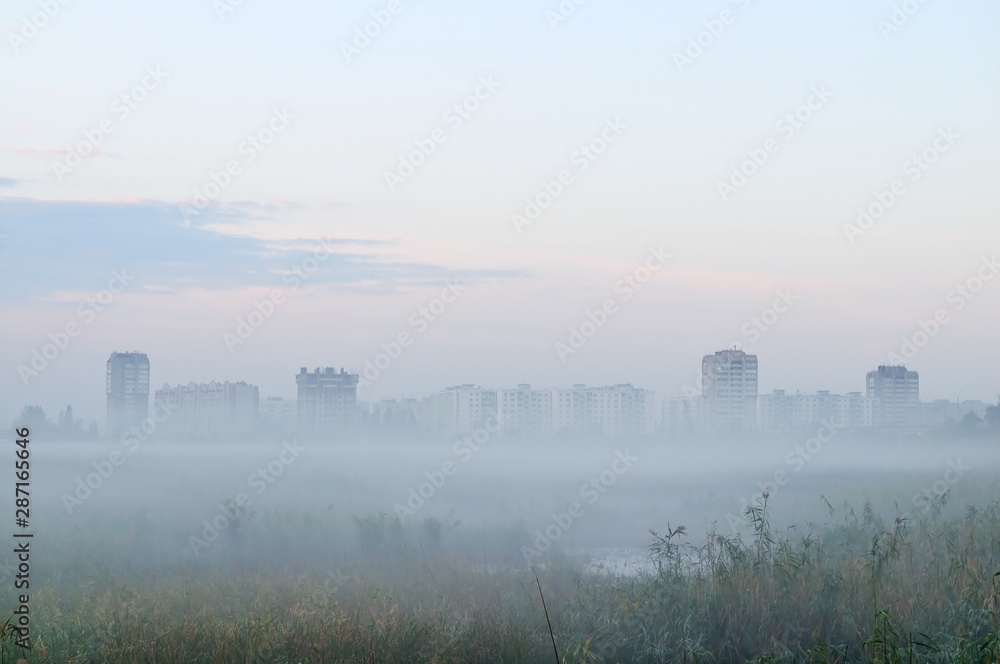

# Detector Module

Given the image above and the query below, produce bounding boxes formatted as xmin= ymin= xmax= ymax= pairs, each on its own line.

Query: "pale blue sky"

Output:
xmin=2 ymin=0 xmax=999 ymax=424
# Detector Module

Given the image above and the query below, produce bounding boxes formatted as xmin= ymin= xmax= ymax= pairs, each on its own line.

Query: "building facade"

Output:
xmin=260 ymin=396 xmax=297 ymax=433
xmin=497 ymin=384 xmax=553 ymax=437
xmin=106 ymin=352 xmax=150 ymax=437
xmin=552 ymin=385 xmax=590 ymax=433
xmin=866 ymin=365 xmax=919 ymax=427
xmin=415 ymin=383 xmax=655 ymax=438
xmin=421 ymin=385 xmax=498 ymax=438
xmin=155 ymin=381 xmax=259 ymax=437
xmin=296 ymin=367 xmax=359 ymax=437
xmin=662 ymin=396 xmax=705 ymax=437
xmin=579 ymin=384 xmax=655 ymax=436
xmin=702 ymin=349 xmax=758 ymax=434
xmin=758 ymin=389 xmax=876 ymax=432
xmin=845 ymin=392 xmax=877 ymax=428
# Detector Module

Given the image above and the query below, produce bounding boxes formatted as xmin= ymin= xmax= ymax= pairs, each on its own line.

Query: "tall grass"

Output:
xmin=4 ymin=496 xmax=999 ymax=663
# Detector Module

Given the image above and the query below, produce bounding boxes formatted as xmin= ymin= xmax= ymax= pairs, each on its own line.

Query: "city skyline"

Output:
xmin=3 ymin=0 xmax=999 ymax=427
xmin=12 ymin=348 xmax=999 ymax=435
xmin=5 ymin=2 xmax=999 ymax=658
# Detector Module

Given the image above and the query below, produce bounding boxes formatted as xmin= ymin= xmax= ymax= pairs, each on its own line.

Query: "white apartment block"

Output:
xmin=545 ymin=383 xmax=655 ymax=437
xmin=702 ymin=350 xmax=758 ymax=434
xmin=579 ymin=384 xmax=656 ymax=436
xmin=497 ymin=384 xmax=553 ymax=437
xmin=417 ymin=383 xmax=655 ymax=438
xmin=295 ymin=367 xmax=359 ymax=437
xmin=260 ymin=396 xmax=297 ymax=432
xmin=759 ymin=390 xmax=876 ymax=432
xmin=421 ymin=385 xmax=498 ymax=437
xmin=866 ymin=365 xmax=919 ymax=427
xmin=845 ymin=391 xmax=877 ymax=428
xmin=155 ymin=380 xmax=259 ymax=437
xmin=552 ymin=384 xmax=590 ymax=433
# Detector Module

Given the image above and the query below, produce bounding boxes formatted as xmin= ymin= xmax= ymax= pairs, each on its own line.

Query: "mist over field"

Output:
xmin=3 ymin=0 xmax=1000 ymax=661
xmin=0 ymin=425 xmax=997 ymax=661
xmin=9 ymin=431 xmax=998 ymax=571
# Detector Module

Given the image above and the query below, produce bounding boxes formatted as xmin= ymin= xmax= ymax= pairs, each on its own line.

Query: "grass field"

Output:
xmin=2 ymin=492 xmax=999 ymax=663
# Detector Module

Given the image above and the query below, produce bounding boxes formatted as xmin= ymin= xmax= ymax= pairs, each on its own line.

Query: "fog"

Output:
xmin=14 ymin=431 xmax=998 ymax=585
xmin=5 ymin=396 xmax=1000 ymax=661
xmin=5 ymin=0 xmax=1000 ymax=659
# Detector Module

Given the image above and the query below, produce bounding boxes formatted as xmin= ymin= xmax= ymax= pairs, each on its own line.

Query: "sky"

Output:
xmin=1 ymin=0 xmax=998 ymax=426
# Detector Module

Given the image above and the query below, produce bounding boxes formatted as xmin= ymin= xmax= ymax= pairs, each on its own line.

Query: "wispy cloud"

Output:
xmin=0 ymin=197 xmax=527 ymax=301
xmin=0 ymin=178 xmax=18 ymax=187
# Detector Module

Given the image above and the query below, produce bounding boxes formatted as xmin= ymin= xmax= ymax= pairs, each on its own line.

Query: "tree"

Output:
xmin=14 ymin=406 xmax=53 ymax=432
xmin=58 ymin=405 xmax=86 ymax=438
xmin=986 ymin=404 xmax=1000 ymax=430
xmin=961 ymin=411 xmax=984 ymax=433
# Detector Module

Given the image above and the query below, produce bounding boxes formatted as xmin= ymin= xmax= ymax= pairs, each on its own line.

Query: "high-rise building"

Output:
xmin=866 ymin=365 xmax=919 ymax=427
xmin=295 ymin=367 xmax=359 ymax=437
xmin=106 ymin=352 xmax=150 ymax=437
xmin=154 ymin=381 xmax=259 ymax=437
xmin=702 ymin=349 xmax=758 ymax=434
